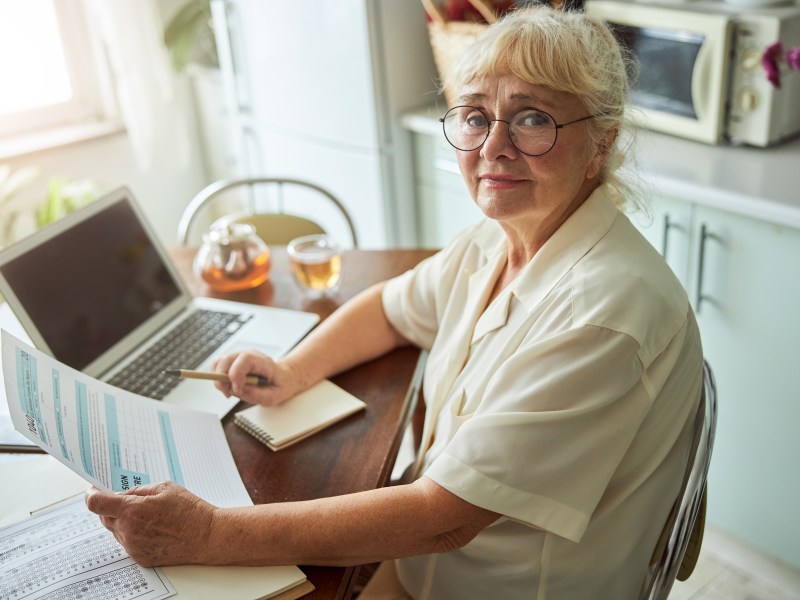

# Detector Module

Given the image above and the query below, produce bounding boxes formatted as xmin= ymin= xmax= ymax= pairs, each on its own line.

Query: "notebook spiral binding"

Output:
xmin=234 ymin=413 xmax=275 ymax=444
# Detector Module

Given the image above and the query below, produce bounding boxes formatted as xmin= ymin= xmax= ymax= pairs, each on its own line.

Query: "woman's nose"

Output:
xmin=480 ymin=120 xmax=517 ymax=159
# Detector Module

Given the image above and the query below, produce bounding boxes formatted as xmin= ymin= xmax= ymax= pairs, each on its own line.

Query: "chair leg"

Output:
xmin=677 ymin=485 xmax=707 ymax=581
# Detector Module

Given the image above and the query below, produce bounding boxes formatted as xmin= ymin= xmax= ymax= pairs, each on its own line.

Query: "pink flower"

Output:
xmin=762 ymin=41 xmax=783 ymax=88
xmin=787 ymin=46 xmax=800 ymax=72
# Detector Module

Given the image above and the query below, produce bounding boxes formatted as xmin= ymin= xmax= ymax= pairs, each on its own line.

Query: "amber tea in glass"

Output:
xmin=287 ymin=234 xmax=342 ymax=296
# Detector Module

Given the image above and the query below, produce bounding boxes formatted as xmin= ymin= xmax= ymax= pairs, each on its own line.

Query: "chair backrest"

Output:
xmin=642 ymin=360 xmax=718 ymax=600
xmin=227 ymin=213 xmax=326 ymax=246
xmin=178 ymin=177 xmax=359 ymax=247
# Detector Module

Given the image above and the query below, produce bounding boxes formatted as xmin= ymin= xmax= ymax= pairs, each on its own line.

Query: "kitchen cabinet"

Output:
xmin=634 ymin=196 xmax=800 ymax=568
xmin=630 ymin=196 xmax=693 ymax=284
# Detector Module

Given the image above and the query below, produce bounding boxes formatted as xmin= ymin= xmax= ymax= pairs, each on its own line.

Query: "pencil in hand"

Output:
xmin=164 ymin=369 xmax=270 ymax=387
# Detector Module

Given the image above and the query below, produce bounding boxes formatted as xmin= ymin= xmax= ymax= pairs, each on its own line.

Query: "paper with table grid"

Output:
xmin=0 ymin=494 xmax=177 ymax=600
xmin=1 ymin=329 xmax=250 ymax=504
xmin=0 ymin=330 xmax=310 ymax=599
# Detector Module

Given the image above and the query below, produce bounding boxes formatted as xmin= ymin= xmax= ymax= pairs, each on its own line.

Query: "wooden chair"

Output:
xmin=177 ymin=177 xmax=359 ymax=247
xmin=642 ymin=360 xmax=718 ymax=600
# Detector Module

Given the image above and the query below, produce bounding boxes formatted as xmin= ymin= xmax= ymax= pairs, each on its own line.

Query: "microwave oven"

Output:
xmin=585 ymin=0 xmax=800 ymax=146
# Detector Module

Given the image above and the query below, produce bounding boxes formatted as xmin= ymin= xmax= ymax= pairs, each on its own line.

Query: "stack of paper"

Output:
xmin=0 ymin=303 xmax=36 ymax=451
xmin=0 ymin=330 xmax=313 ymax=599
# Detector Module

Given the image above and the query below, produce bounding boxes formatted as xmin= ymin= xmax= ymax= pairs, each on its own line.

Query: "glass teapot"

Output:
xmin=193 ymin=222 xmax=271 ymax=291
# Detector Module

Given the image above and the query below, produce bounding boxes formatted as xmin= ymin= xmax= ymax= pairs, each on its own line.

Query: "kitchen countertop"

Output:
xmin=402 ymin=105 xmax=800 ymax=229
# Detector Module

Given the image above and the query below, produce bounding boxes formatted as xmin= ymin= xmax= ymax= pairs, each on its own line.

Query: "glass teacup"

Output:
xmin=287 ymin=234 xmax=342 ymax=297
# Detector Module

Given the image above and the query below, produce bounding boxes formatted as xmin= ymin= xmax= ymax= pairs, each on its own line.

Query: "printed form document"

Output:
xmin=0 ymin=330 xmax=309 ymax=600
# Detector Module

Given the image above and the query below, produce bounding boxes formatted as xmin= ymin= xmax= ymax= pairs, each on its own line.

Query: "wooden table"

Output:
xmin=0 ymin=246 xmax=436 ymax=600
xmin=172 ymin=246 xmax=436 ymax=599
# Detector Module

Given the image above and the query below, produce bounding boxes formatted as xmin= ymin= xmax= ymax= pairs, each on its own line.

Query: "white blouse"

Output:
xmin=380 ymin=185 xmax=703 ymax=599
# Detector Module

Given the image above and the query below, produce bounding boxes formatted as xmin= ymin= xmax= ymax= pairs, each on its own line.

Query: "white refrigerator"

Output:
xmin=212 ymin=0 xmax=438 ymax=248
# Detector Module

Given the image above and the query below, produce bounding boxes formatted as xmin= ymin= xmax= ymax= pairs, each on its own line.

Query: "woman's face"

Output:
xmin=454 ymin=74 xmax=606 ymax=236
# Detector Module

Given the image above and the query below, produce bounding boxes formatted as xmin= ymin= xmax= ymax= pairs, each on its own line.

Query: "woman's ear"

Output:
xmin=586 ymin=127 xmax=619 ymax=180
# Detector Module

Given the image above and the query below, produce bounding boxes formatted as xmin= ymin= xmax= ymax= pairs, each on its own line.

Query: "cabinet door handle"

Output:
xmin=696 ymin=223 xmax=718 ymax=314
xmin=662 ymin=213 xmax=679 ymax=259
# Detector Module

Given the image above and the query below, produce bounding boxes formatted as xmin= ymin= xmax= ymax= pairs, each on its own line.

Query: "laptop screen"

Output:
xmin=0 ymin=197 xmax=182 ymax=371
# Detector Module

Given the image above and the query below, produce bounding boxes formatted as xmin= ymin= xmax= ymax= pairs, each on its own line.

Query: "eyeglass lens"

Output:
xmin=442 ymin=106 xmax=559 ymax=156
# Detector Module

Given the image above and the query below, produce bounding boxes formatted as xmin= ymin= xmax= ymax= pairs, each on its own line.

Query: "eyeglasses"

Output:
xmin=440 ymin=105 xmax=595 ymax=157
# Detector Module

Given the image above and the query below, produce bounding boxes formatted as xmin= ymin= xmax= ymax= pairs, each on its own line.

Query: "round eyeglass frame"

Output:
xmin=439 ymin=105 xmax=596 ymax=157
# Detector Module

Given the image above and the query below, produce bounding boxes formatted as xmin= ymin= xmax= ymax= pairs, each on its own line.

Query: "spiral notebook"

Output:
xmin=234 ymin=380 xmax=366 ymax=451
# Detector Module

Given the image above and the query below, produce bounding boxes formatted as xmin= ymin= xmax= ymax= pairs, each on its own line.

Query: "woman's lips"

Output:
xmin=479 ymin=174 xmax=526 ymax=188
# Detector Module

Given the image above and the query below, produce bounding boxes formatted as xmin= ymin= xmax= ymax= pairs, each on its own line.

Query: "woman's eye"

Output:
xmin=465 ymin=113 xmax=488 ymax=128
xmin=517 ymin=111 xmax=549 ymax=127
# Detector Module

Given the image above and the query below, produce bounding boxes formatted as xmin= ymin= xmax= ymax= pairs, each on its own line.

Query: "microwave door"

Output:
xmin=623 ymin=26 xmax=703 ymax=119
xmin=603 ymin=15 xmax=732 ymax=144
xmin=585 ymin=1 xmax=733 ymax=144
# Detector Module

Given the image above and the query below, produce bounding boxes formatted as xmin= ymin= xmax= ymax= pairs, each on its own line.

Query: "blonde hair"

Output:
xmin=445 ymin=5 xmax=646 ymax=213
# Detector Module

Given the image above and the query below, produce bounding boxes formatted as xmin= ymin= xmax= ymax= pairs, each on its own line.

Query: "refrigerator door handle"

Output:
xmin=211 ymin=0 xmax=249 ymax=114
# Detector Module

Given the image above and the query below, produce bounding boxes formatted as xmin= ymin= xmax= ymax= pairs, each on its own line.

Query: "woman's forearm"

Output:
xmin=203 ymin=478 xmax=498 ymax=567
xmin=279 ymin=282 xmax=409 ymax=391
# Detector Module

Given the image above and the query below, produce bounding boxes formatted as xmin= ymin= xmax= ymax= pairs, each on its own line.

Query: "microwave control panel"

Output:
xmin=727 ymin=13 xmax=800 ymax=146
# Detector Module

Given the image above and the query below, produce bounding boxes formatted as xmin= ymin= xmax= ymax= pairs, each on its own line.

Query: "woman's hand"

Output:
xmin=209 ymin=283 xmax=406 ymax=408
xmin=84 ymin=481 xmax=217 ymax=567
xmin=211 ymin=350 xmax=301 ymax=407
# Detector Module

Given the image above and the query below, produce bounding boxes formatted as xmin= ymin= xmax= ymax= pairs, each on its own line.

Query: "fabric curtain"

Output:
xmin=85 ymin=0 xmax=191 ymax=172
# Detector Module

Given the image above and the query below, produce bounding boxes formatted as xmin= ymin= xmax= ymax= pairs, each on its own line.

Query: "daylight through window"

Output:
xmin=0 ymin=0 xmax=111 ymax=142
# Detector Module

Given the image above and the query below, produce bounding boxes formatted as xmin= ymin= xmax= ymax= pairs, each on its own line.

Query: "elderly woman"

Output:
xmin=86 ymin=6 xmax=703 ymax=599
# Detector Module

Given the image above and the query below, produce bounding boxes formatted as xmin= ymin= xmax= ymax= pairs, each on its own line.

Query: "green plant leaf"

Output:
xmin=171 ymin=30 xmax=196 ymax=72
xmin=163 ymin=2 xmax=203 ymax=42
xmin=163 ymin=1 xmax=211 ymax=72
xmin=38 ymin=178 xmax=64 ymax=228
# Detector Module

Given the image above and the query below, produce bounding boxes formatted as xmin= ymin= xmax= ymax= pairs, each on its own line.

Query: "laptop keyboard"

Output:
xmin=108 ymin=309 xmax=251 ymax=400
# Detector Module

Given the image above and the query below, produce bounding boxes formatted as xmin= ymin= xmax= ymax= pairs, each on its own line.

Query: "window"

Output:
xmin=0 ymin=0 xmax=115 ymax=145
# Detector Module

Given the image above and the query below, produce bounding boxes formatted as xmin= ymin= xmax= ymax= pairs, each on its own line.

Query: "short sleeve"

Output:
xmin=425 ymin=323 xmax=651 ymax=543
xmin=382 ymin=226 xmax=482 ymax=350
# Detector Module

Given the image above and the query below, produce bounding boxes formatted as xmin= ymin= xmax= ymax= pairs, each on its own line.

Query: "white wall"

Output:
xmin=1 ymin=86 xmax=208 ymax=248
xmin=1 ymin=0 xmax=213 ymax=248
xmin=3 ymin=131 xmax=207 ymax=248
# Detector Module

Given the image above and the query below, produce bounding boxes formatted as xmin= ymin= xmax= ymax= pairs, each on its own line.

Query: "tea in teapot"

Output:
xmin=194 ymin=222 xmax=271 ymax=291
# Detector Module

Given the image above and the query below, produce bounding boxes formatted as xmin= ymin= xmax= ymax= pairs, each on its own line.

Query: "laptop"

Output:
xmin=0 ymin=187 xmax=320 ymax=419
